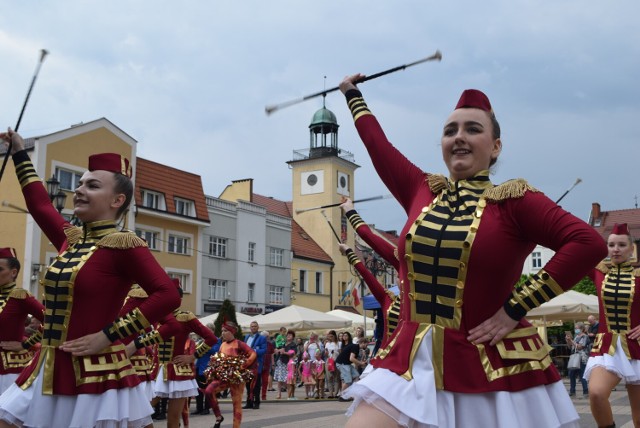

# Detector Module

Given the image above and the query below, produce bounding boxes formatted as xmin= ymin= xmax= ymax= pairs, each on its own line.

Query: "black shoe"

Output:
xmin=200 ymin=409 xmax=211 ymax=415
xmin=213 ymin=415 xmax=225 ymax=428
xmin=190 ymin=409 xmax=203 ymax=415
xmin=338 ymin=397 xmax=353 ymax=402
xmin=242 ymin=402 xmax=253 ymax=409
xmin=253 ymin=402 xmax=260 ymax=410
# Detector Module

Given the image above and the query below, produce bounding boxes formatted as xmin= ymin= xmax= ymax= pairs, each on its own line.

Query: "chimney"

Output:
xmin=590 ymin=202 xmax=601 ymax=225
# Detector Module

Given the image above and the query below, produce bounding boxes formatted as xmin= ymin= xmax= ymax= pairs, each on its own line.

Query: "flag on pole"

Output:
xmin=352 ymin=285 xmax=360 ymax=306
xmin=339 ymin=279 xmax=353 ymax=304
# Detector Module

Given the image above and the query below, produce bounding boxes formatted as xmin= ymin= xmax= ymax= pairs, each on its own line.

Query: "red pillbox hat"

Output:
xmin=0 ymin=247 xmax=17 ymax=259
xmin=611 ymin=223 xmax=630 ymax=235
xmin=88 ymin=153 xmax=132 ymax=178
xmin=455 ymin=89 xmax=492 ymax=112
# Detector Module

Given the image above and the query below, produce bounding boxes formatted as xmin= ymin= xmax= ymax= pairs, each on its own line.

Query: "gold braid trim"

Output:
xmin=176 ymin=311 xmax=196 ymax=322
xmin=9 ymin=288 xmax=31 ymax=299
xmin=63 ymin=226 xmax=83 ymax=246
xmin=426 ymin=174 xmax=447 ymax=194
xmin=97 ymin=232 xmax=148 ymax=249
xmin=484 ymin=179 xmax=540 ymax=203
xmin=127 ymin=285 xmax=148 ymax=299
xmin=595 ymin=262 xmax=610 ymax=274
xmin=346 ymin=251 xmax=359 ymax=267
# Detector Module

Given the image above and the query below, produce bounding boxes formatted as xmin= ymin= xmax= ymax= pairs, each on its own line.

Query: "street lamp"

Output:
xmin=45 ymin=174 xmax=67 ymax=213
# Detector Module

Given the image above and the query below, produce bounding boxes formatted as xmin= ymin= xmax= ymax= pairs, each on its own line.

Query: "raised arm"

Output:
xmin=340 ymin=198 xmax=399 ymax=270
xmin=8 ymin=136 xmax=69 ymax=250
xmin=340 ymin=244 xmax=389 ymax=306
xmin=339 ymin=76 xmax=430 ymax=212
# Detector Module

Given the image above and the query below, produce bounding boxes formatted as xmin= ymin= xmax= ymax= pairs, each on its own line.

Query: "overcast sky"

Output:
xmin=1 ymin=1 xmax=638 ymax=233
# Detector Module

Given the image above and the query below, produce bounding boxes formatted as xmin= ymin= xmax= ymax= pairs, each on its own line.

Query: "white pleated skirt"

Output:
xmin=584 ymin=336 xmax=640 ymax=385
xmin=0 ymin=373 xmax=19 ymax=396
xmin=139 ymin=380 xmax=156 ymax=402
xmin=0 ymin=369 xmax=153 ymax=428
xmin=343 ymin=328 xmax=579 ymax=428
xmin=152 ymin=366 xmax=198 ymax=399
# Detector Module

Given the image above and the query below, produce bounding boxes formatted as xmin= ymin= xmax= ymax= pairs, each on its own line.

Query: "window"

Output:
xmin=208 ymin=236 xmax=227 ymax=258
xmin=141 ymin=189 xmax=164 ymax=210
xmin=248 ymin=242 xmax=256 ymax=262
xmin=315 ymin=272 xmax=323 ymax=294
xmin=532 ymin=251 xmax=542 ymax=269
xmin=168 ymin=234 xmax=190 ymax=255
xmin=268 ymin=285 xmax=284 ymax=305
xmin=135 ymin=228 xmax=160 ymax=251
xmin=168 ymin=272 xmax=191 ymax=294
xmin=174 ymin=197 xmax=194 ymax=217
xmin=269 ymin=248 xmax=284 ymax=267
xmin=248 ymin=283 xmax=255 ymax=302
xmin=209 ymin=279 xmax=227 ymax=301
xmin=55 ymin=167 xmax=83 ymax=191
xmin=299 ymin=270 xmax=307 ymax=293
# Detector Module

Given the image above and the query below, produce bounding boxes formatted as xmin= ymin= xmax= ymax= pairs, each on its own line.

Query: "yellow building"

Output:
xmin=287 ymin=105 xmax=360 ymax=310
xmin=0 ymin=119 xmax=136 ymax=296
xmin=0 ymin=119 xmax=209 ymax=313
xmin=220 ymin=105 xmax=370 ymax=313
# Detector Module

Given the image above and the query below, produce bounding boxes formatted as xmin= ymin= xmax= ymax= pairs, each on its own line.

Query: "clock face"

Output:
xmin=301 ymin=170 xmax=324 ymax=195
xmin=337 ymin=172 xmax=349 ymax=196
xmin=307 ymin=174 xmax=318 ymax=186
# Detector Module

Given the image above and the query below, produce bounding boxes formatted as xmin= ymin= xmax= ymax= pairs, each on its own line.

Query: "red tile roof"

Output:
xmin=592 ymin=207 xmax=640 ymax=241
xmin=252 ymin=194 xmax=333 ymax=264
xmin=135 ymin=158 xmax=209 ymax=222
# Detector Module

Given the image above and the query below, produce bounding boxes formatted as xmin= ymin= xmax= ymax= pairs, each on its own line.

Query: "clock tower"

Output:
xmin=288 ymin=101 xmax=359 ymax=310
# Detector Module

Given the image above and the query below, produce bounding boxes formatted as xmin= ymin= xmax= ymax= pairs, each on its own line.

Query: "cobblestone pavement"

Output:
xmin=153 ymin=380 xmax=635 ymax=427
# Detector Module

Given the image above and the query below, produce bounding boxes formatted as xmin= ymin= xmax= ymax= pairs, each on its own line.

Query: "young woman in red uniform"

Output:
xmin=336 ymin=78 xmax=607 ymax=428
xmin=0 ymin=248 xmax=45 ymax=395
xmin=127 ymin=281 xmax=217 ymax=428
xmin=0 ymin=130 xmax=180 ymax=428
xmin=585 ymin=223 xmax=640 ymax=428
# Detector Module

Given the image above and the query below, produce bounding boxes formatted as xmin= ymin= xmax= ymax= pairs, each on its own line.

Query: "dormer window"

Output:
xmin=175 ymin=197 xmax=195 ymax=217
xmin=141 ymin=189 xmax=165 ymax=210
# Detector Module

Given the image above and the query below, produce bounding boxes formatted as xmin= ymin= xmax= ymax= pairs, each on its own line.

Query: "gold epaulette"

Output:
xmin=393 ymin=248 xmax=399 ymax=261
xmin=128 ymin=285 xmax=148 ymax=299
xmin=97 ymin=231 xmax=148 ymax=249
xmin=63 ymin=225 xmax=83 ymax=246
xmin=176 ymin=311 xmax=196 ymax=322
xmin=595 ymin=262 xmax=609 ymax=274
xmin=634 ymin=268 xmax=640 ymax=277
xmin=385 ymin=290 xmax=397 ymax=300
xmin=426 ymin=173 xmax=447 ymax=194
xmin=484 ymin=179 xmax=540 ymax=203
xmin=9 ymin=288 xmax=31 ymax=299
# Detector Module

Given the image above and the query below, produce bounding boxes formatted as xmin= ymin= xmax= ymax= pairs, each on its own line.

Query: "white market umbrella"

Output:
xmin=246 ymin=305 xmax=352 ymax=331
xmin=326 ymin=309 xmax=374 ymax=336
xmin=198 ymin=311 xmax=256 ymax=327
xmin=526 ymin=290 xmax=599 ymax=321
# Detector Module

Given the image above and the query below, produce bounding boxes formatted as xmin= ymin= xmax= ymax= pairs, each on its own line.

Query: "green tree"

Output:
xmin=213 ymin=299 xmax=244 ymax=340
xmin=572 ymin=276 xmax=596 ymax=295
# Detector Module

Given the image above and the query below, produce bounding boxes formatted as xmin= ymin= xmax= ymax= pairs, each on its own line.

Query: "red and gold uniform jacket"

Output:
xmin=589 ymin=262 xmax=640 ymax=360
xmin=12 ymin=150 xmax=181 ymax=395
xmin=136 ymin=310 xmax=217 ymax=381
xmin=345 ymin=210 xmax=401 ymax=343
xmin=344 ymin=248 xmax=398 ymax=344
xmin=0 ymin=282 xmax=44 ymax=374
xmin=345 ymin=90 xmax=607 ymax=393
xmin=118 ymin=285 xmax=159 ymax=382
